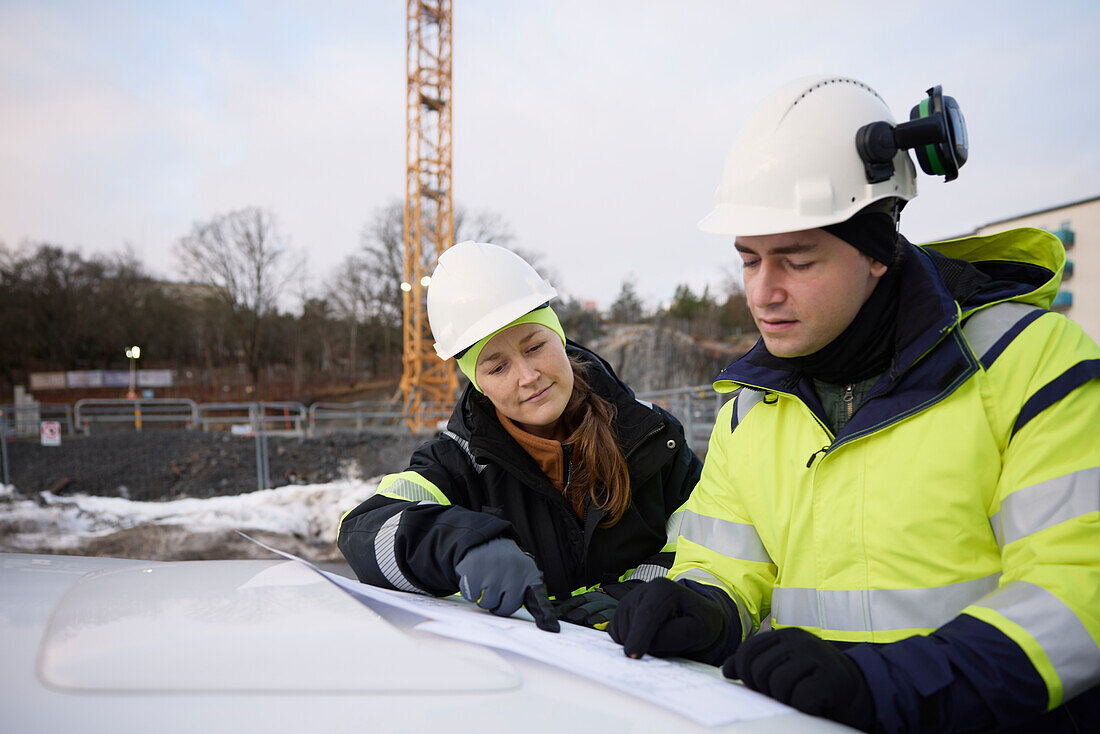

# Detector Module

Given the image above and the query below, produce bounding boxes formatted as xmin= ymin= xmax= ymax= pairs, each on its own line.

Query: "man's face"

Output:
xmin=474 ymin=323 xmax=574 ymax=439
xmin=736 ymin=228 xmax=887 ymax=358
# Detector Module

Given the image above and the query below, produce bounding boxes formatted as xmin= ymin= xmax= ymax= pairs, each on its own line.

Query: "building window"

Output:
xmin=1052 ymin=221 xmax=1075 ymax=248
xmin=1064 ymin=260 xmax=1075 ymax=279
xmin=1052 ymin=290 xmax=1073 ymax=309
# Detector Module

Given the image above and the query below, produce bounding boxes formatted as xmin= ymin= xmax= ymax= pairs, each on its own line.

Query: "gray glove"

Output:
xmin=455 ymin=538 xmax=559 ymax=632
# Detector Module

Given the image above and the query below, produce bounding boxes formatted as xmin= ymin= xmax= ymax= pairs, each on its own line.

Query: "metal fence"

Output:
xmin=308 ymin=401 xmax=410 ymax=435
xmin=637 ymin=385 xmax=734 ymax=451
xmin=0 ymin=385 xmax=729 ymax=496
xmin=74 ymin=398 xmax=198 ymax=432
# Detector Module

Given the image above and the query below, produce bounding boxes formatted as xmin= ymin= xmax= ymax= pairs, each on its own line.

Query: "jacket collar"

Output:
xmin=713 ymin=241 xmax=987 ymax=448
xmin=713 ymin=229 xmax=1062 ymax=444
xmin=715 ymin=228 xmax=1061 ymax=400
xmin=715 ymin=240 xmax=960 ymax=396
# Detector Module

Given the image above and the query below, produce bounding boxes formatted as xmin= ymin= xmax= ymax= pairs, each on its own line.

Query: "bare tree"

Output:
xmin=352 ymin=201 xmax=526 ymax=363
xmin=454 ymin=208 xmax=515 ymax=247
xmin=326 ymin=252 xmax=372 ymax=385
xmin=0 ymin=241 xmax=193 ymax=394
xmin=175 ymin=207 xmax=296 ymax=391
xmin=358 ymin=203 xmax=406 ymax=328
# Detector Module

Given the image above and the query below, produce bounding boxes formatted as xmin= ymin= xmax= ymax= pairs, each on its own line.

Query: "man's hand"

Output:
xmin=607 ymin=577 xmax=730 ymax=661
xmin=724 ymin=628 xmax=875 ymax=732
xmin=455 ymin=538 xmax=559 ymax=632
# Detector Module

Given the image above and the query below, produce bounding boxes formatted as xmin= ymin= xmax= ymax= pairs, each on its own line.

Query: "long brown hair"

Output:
xmin=561 ymin=357 xmax=631 ymax=527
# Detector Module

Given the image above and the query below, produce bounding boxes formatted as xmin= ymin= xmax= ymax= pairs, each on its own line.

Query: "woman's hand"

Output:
xmin=454 ymin=537 xmax=559 ymax=632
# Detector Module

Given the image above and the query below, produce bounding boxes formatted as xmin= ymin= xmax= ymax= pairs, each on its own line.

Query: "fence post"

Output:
xmin=252 ymin=404 xmax=264 ymax=491
xmin=683 ymin=390 xmax=694 ymax=452
xmin=0 ymin=409 xmax=9 ymax=487
xmin=259 ymin=402 xmax=270 ymax=490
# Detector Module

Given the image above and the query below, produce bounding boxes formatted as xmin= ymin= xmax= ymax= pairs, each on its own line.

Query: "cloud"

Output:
xmin=1 ymin=0 xmax=1098 ymax=309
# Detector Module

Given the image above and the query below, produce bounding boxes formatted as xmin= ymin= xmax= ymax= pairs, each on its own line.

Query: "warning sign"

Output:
xmin=40 ymin=421 xmax=61 ymax=447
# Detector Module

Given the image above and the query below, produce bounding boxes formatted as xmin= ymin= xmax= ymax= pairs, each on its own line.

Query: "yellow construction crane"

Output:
xmin=401 ymin=0 xmax=457 ymax=431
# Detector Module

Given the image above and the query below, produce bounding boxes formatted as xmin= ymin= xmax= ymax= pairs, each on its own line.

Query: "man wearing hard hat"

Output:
xmin=609 ymin=76 xmax=1099 ymax=732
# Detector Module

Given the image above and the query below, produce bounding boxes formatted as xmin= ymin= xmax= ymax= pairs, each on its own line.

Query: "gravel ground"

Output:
xmin=2 ymin=429 xmax=425 ymax=500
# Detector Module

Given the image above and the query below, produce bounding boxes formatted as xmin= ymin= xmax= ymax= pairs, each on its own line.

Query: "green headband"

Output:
xmin=455 ymin=306 xmax=566 ymax=392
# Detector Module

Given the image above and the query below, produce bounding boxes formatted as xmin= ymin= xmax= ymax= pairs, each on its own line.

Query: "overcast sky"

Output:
xmin=2 ymin=0 xmax=1097 ymax=310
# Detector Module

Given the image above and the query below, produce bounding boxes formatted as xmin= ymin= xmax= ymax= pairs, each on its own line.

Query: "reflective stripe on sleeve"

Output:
xmin=970 ymin=581 xmax=1100 ymax=700
xmin=677 ymin=566 xmax=755 ymax=640
xmin=772 ymin=573 xmax=1001 ymax=633
xmin=680 ymin=510 xmax=773 ymax=564
xmin=991 ymin=466 xmax=1100 ymax=548
xmin=625 ymin=563 xmax=668 ymax=582
xmin=373 ymin=511 xmax=429 ymax=595
xmin=378 ymin=476 xmax=443 ymax=504
xmin=442 ymin=430 xmax=486 ymax=474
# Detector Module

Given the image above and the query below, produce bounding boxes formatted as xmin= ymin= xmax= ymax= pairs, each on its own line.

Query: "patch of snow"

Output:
xmin=0 ymin=478 xmax=382 ymax=553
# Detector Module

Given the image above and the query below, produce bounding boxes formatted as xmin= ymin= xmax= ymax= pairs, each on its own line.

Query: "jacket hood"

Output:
xmin=921 ymin=227 xmax=1063 ymax=311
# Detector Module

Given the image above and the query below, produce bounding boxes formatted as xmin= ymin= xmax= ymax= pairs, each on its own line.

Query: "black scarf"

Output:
xmin=778 ymin=256 xmax=903 ymax=384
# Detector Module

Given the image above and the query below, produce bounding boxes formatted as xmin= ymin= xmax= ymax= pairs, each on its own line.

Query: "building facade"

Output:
xmin=972 ymin=195 xmax=1099 ymax=344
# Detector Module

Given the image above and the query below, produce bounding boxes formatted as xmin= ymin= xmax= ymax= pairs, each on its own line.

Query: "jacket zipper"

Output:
xmin=624 ymin=421 xmax=666 ymax=461
xmin=806 ymin=445 xmax=829 ymax=468
xmin=808 ymin=384 xmax=854 ymax=467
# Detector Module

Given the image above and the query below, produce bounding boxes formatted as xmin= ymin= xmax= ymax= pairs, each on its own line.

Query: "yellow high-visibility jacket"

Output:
xmin=673 ymin=228 xmax=1099 ymax=721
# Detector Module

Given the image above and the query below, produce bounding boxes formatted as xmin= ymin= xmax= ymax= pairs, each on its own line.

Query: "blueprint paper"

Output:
xmin=239 ymin=532 xmax=791 ymax=727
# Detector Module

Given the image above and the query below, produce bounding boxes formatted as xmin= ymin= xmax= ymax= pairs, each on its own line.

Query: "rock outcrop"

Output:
xmin=589 ymin=324 xmax=756 ymax=392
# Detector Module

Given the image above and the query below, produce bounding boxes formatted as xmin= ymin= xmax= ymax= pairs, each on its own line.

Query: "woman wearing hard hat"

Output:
xmin=338 ymin=241 xmax=702 ymax=632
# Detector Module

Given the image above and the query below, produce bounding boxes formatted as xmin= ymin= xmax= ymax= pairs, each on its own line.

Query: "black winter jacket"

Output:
xmin=337 ymin=343 xmax=702 ymax=599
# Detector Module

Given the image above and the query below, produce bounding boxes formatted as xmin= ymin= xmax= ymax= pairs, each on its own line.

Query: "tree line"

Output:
xmin=608 ymin=279 xmax=755 ymax=341
xmin=1 ymin=203 xmax=756 ymax=401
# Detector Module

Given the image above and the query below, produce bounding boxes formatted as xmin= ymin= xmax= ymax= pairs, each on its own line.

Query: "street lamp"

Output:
xmin=125 ymin=346 xmax=141 ymax=399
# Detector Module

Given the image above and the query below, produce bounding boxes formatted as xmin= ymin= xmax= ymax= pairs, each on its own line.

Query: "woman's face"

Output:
xmin=474 ymin=323 xmax=573 ymax=439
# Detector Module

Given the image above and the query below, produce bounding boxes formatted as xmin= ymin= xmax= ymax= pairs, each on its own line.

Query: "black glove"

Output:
xmin=599 ymin=579 xmax=644 ymax=600
xmin=554 ymin=590 xmax=619 ymax=629
xmin=553 ymin=579 xmax=645 ymax=629
xmin=608 ymin=577 xmax=734 ymax=663
xmin=724 ymin=627 xmax=875 ymax=732
xmin=454 ymin=538 xmax=560 ymax=632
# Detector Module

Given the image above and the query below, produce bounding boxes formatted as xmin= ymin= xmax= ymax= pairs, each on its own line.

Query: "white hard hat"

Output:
xmin=427 ymin=241 xmax=558 ymax=360
xmin=698 ymin=75 xmax=917 ymax=237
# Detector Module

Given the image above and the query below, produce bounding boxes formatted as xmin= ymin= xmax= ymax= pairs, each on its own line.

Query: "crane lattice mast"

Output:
xmin=401 ymin=0 xmax=456 ymax=430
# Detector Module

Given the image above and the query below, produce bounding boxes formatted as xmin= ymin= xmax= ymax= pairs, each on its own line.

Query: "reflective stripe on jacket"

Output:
xmin=672 ymin=228 xmax=1100 ymax=711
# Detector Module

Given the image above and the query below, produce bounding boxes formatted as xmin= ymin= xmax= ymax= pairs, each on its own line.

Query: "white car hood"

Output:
xmin=37 ymin=558 xmax=515 ymax=693
xmin=1 ymin=553 xmax=847 ymax=733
